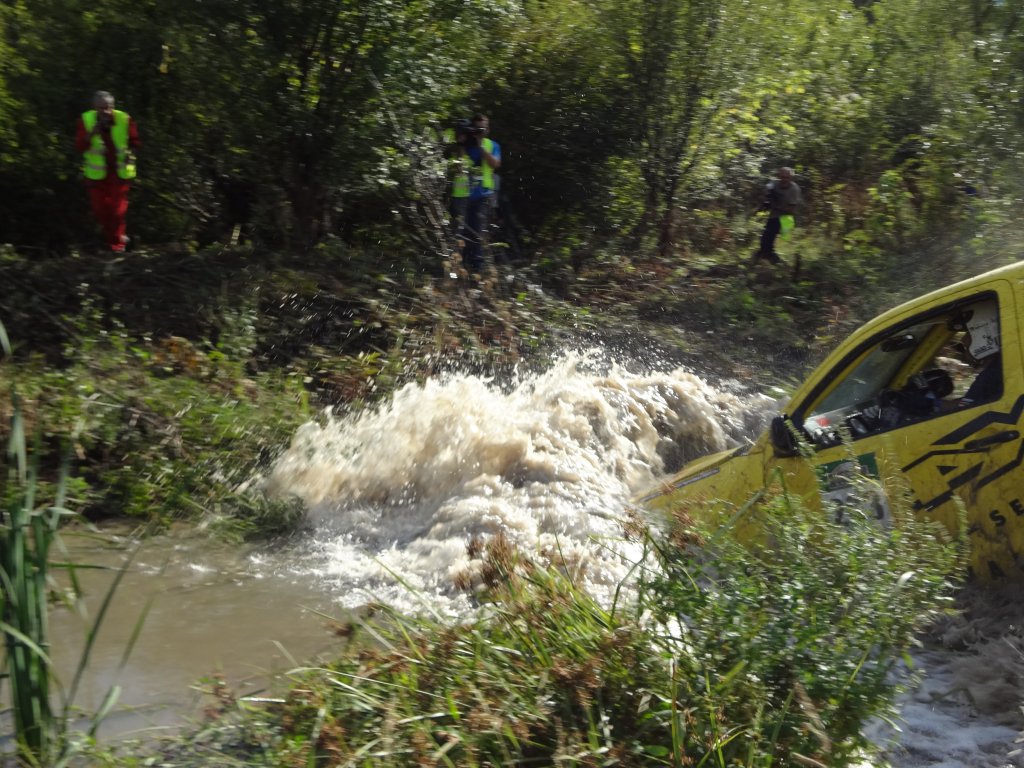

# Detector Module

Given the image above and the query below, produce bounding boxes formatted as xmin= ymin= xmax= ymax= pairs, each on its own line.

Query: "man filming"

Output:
xmin=445 ymin=113 xmax=501 ymax=273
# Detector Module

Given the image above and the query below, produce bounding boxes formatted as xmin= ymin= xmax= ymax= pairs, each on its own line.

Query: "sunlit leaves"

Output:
xmin=1 ymin=0 xmax=1023 ymax=260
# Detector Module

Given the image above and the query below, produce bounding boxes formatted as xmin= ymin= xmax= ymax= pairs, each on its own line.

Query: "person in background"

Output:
xmin=752 ymin=166 xmax=801 ymax=265
xmin=75 ymin=90 xmax=140 ymax=252
xmin=444 ymin=113 xmax=501 ymax=273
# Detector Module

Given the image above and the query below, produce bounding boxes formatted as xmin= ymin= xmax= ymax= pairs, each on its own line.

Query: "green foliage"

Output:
xmin=1 ymin=0 xmax=1023 ymax=279
xmin=0 ymin=0 xmax=525 ymax=248
xmin=0 ymin=288 xmax=309 ymax=530
xmin=645 ymin=482 xmax=965 ymax=764
xmin=596 ymin=0 xmax=766 ymax=253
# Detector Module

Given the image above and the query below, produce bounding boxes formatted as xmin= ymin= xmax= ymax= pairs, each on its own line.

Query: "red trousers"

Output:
xmin=88 ymin=177 xmax=131 ymax=251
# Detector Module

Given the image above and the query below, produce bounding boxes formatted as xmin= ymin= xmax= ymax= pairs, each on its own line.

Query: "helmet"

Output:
xmin=962 ymin=301 xmax=1000 ymax=360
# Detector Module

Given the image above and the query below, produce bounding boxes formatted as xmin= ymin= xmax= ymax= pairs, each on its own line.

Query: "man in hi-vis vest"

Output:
xmin=75 ymin=91 xmax=140 ymax=252
xmin=444 ymin=114 xmax=501 ymax=273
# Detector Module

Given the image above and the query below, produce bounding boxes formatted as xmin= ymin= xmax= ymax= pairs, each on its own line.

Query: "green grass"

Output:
xmin=0 ymin=304 xmax=311 ymax=535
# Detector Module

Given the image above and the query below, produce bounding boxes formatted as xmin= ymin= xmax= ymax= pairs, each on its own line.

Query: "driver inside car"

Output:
xmin=800 ymin=299 xmax=1005 ymax=445
xmin=877 ymin=367 xmax=955 ymax=427
xmin=881 ymin=302 xmax=1002 ymax=422
xmin=955 ymin=303 xmax=1003 ymax=407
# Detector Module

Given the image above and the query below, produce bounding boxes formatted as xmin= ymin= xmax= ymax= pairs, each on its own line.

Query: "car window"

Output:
xmin=812 ymin=320 xmax=936 ymax=416
xmin=798 ymin=297 xmax=1002 ymax=449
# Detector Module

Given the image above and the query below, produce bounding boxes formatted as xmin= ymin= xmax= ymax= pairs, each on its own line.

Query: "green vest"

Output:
xmin=82 ymin=109 xmax=136 ymax=180
xmin=443 ymin=129 xmax=495 ymax=198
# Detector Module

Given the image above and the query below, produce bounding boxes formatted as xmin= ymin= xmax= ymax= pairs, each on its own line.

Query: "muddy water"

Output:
xmin=50 ymin=350 xmax=779 ymax=740
xmin=48 ymin=535 xmax=347 ymax=739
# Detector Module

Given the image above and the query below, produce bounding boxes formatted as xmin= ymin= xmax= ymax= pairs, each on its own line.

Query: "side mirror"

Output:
xmin=770 ymin=415 xmax=800 ymax=458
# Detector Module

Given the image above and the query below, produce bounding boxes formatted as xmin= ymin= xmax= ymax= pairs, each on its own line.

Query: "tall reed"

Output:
xmin=1 ymin=320 xmax=144 ymax=766
xmin=1 ymin=404 xmax=71 ymax=763
xmin=0 ymin=318 xmax=63 ymax=764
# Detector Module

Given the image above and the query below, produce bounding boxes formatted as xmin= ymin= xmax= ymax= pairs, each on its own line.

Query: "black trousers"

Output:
xmin=758 ymin=216 xmax=782 ymax=262
xmin=451 ymin=196 xmax=491 ymax=272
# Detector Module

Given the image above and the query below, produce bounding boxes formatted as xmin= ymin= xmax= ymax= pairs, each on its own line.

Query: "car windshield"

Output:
xmin=809 ymin=320 xmax=938 ymax=419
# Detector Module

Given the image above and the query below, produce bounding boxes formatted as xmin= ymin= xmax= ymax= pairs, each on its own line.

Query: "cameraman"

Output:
xmin=444 ymin=113 xmax=501 ymax=273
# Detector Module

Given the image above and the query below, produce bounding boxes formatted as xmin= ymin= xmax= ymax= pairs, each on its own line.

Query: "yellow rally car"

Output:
xmin=639 ymin=261 xmax=1024 ymax=582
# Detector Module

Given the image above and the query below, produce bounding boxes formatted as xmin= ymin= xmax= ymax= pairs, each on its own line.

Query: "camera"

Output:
xmin=455 ymin=118 xmax=484 ymax=137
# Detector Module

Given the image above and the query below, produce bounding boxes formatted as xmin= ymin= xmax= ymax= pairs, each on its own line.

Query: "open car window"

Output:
xmin=811 ymin=320 xmax=937 ymax=416
xmin=797 ymin=296 xmax=1002 ymax=449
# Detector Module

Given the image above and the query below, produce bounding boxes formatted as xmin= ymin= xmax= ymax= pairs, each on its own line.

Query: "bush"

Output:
xmin=645 ymin=480 xmax=965 ymax=765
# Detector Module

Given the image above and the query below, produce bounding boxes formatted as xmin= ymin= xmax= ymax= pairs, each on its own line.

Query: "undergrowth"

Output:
xmin=0 ymin=306 xmax=309 ymax=536
xmin=104 ymin=481 xmax=965 ymax=767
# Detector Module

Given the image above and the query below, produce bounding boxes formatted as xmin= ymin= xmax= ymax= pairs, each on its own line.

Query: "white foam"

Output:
xmin=266 ymin=350 xmax=775 ymax=613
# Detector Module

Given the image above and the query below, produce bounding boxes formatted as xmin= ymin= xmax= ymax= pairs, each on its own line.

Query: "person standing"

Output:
xmin=75 ymin=91 xmax=140 ymax=252
xmin=444 ymin=113 xmax=501 ymax=273
xmin=752 ymin=166 xmax=801 ymax=265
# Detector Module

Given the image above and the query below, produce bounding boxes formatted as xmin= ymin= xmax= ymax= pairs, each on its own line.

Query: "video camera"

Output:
xmin=454 ymin=118 xmax=485 ymax=138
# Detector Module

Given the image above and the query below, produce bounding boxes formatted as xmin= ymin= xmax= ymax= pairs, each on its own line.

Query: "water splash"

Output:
xmin=267 ymin=350 xmax=777 ymax=614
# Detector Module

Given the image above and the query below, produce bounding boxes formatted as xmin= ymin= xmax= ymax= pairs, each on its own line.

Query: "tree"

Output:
xmin=597 ymin=0 xmax=771 ymax=257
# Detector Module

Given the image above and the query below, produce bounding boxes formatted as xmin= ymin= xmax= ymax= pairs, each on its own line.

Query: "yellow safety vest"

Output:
xmin=81 ymin=110 xmax=136 ymax=180
xmin=442 ymin=129 xmax=495 ymax=199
